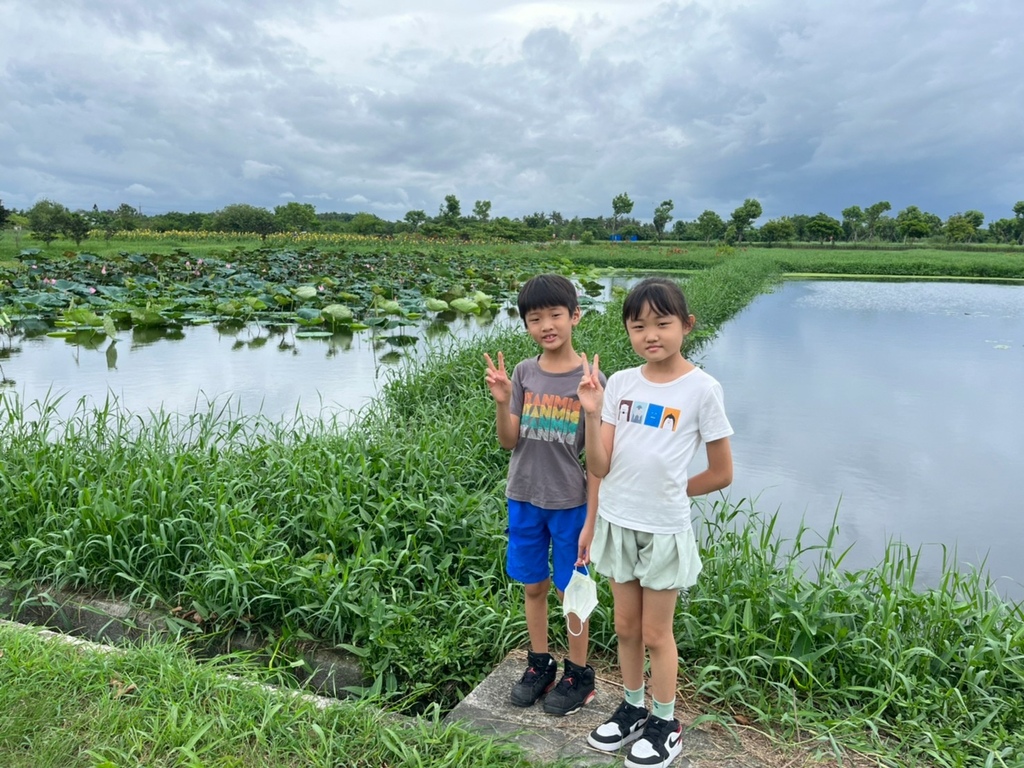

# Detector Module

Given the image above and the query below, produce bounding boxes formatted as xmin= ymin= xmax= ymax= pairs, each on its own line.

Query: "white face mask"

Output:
xmin=563 ymin=566 xmax=598 ymax=637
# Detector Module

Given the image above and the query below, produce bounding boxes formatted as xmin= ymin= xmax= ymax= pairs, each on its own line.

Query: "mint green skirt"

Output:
xmin=590 ymin=516 xmax=702 ymax=591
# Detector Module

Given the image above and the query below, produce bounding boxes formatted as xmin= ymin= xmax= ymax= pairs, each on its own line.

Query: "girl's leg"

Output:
xmin=641 ymin=587 xmax=680 ymax=705
xmin=524 ymin=579 xmax=551 ymax=653
xmin=610 ymin=578 xmax=645 ymax=690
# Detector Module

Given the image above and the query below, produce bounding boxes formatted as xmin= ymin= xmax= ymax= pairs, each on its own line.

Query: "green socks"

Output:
xmin=652 ymin=698 xmax=675 ymax=721
xmin=624 ymin=685 xmax=645 ymax=708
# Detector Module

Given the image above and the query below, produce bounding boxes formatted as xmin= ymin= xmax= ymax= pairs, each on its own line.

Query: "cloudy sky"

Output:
xmin=1 ymin=0 xmax=1021 ymax=224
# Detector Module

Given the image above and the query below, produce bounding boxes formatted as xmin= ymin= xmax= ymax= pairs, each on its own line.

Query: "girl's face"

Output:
xmin=626 ymin=302 xmax=694 ymax=364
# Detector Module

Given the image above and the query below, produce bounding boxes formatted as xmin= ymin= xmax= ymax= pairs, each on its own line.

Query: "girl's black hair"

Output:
xmin=622 ymin=277 xmax=692 ymax=326
xmin=517 ymin=274 xmax=579 ymax=324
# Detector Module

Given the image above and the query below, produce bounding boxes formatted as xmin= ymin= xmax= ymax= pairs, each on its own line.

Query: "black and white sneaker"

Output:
xmin=542 ymin=659 xmax=596 ymax=716
xmin=586 ymin=699 xmax=649 ymax=751
xmin=510 ymin=651 xmax=557 ymax=707
xmin=624 ymin=715 xmax=683 ymax=768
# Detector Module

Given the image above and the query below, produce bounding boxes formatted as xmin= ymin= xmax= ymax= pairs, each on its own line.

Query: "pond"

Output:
xmin=0 ymin=310 xmax=520 ymax=423
xmin=693 ymin=280 xmax=1024 ymax=600
xmin=3 ymin=277 xmax=1023 ymax=599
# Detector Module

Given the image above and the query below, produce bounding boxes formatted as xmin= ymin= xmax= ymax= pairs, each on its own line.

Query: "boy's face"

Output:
xmin=523 ymin=304 xmax=580 ymax=353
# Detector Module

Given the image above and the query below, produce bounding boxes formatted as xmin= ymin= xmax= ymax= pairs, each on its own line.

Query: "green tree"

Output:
xmin=149 ymin=211 xmax=207 ymax=232
xmin=0 ymin=199 xmax=11 ymax=230
xmin=521 ymin=211 xmax=550 ymax=229
xmin=670 ymin=220 xmax=692 ymax=240
xmin=113 ymin=203 xmax=141 ymax=231
xmin=62 ymin=212 xmax=92 ymax=245
xmin=841 ymin=205 xmax=865 ymax=241
xmin=865 ymin=201 xmax=892 ymax=240
xmin=895 ymin=205 xmax=933 ymax=242
xmin=348 ymin=212 xmax=389 ymax=235
xmin=611 ymin=192 xmax=633 ymax=234
xmin=472 ymin=200 xmax=491 ymax=222
xmin=759 ymin=217 xmax=796 ymax=247
xmin=728 ymin=198 xmax=762 ymax=243
xmin=27 ymin=199 xmax=70 ymax=245
xmin=944 ymin=212 xmax=980 ymax=243
xmin=212 ymin=204 xmax=277 ymax=240
xmin=404 ymin=210 xmax=427 ymax=230
xmin=274 ymin=202 xmax=318 ymax=232
xmin=1012 ymin=201 xmax=1024 ymax=244
xmin=652 ymin=200 xmax=674 ymax=241
xmin=989 ymin=218 xmax=1017 ymax=244
xmin=806 ymin=212 xmax=844 ymax=244
xmin=694 ymin=210 xmax=726 ymax=244
xmin=439 ymin=195 xmax=461 ymax=225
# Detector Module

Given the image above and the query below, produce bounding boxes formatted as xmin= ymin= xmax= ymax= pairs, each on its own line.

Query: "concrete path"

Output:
xmin=446 ymin=650 xmax=772 ymax=768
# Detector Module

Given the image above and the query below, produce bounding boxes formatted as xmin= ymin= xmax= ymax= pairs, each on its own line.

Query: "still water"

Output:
xmin=3 ymin=279 xmax=1023 ymax=597
xmin=694 ymin=280 xmax=1024 ymax=599
xmin=0 ymin=311 xmax=518 ymax=422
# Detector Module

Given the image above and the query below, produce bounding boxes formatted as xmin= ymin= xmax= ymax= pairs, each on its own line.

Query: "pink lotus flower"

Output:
xmin=88 ymin=286 xmax=97 ymax=294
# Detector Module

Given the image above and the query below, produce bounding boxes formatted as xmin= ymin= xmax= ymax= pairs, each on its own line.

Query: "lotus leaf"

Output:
xmin=425 ymin=298 xmax=449 ymax=312
xmin=64 ymin=308 xmax=104 ymax=327
xmin=295 ymin=307 xmax=322 ymax=326
xmin=293 ymin=285 xmax=318 ymax=301
xmin=321 ymin=304 xmax=354 ymax=321
xmin=450 ymin=297 xmax=481 ymax=315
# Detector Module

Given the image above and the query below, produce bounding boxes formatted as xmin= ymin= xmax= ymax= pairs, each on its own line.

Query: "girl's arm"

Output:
xmin=577 ymin=473 xmax=600 ymax=565
xmin=687 ymin=437 xmax=733 ymax=497
xmin=578 ymin=354 xmax=613 ymax=476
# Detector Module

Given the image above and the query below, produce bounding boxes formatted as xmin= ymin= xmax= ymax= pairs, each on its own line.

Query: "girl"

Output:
xmin=576 ymin=277 xmax=733 ymax=768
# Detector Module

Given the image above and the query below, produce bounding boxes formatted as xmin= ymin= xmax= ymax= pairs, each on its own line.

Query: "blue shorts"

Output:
xmin=506 ymin=499 xmax=587 ymax=593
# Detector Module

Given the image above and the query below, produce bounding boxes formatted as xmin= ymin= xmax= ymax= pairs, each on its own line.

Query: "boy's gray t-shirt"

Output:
xmin=507 ymin=356 xmax=603 ymax=510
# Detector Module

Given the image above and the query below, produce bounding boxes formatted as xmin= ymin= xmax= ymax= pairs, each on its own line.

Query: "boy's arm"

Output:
xmin=495 ymin=402 xmax=520 ymax=451
xmin=687 ymin=437 xmax=733 ymax=496
xmin=485 ymin=352 xmax=519 ymax=450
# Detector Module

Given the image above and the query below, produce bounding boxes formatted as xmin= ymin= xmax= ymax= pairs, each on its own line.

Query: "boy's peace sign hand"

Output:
xmin=576 ymin=353 xmax=603 ymax=414
xmin=484 ymin=352 xmax=512 ymax=404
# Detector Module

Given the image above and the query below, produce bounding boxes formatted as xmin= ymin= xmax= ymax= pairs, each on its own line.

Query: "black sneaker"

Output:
xmin=510 ymin=651 xmax=557 ymax=707
xmin=542 ymin=659 xmax=596 ymax=716
xmin=624 ymin=714 xmax=683 ymax=768
xmin=587 ymin=699 xmax=649 ymax=752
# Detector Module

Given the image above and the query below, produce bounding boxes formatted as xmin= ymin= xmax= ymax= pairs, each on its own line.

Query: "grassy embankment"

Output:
xmin=0 ymin=620 xmax=536 ymax=768
xmin=2 ymin=238 xmax=1023 ymax=766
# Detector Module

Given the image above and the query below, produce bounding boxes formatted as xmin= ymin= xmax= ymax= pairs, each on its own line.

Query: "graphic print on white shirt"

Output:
xmin=617 ymin=399 xmax=681 ymax=431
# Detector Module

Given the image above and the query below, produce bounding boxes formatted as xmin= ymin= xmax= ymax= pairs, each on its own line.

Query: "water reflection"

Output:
xmin=695 ymin=280 xmax=1024 ymax=599
xmin=0 ymin=310 xmax=519 ymax=423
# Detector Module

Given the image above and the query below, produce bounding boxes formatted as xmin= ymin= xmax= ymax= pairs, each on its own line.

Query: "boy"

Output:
xmin=484 ymin=273 xmax=603 ymax=716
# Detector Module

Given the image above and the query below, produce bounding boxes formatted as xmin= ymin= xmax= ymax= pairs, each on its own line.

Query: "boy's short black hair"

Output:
xmin=517 ymin=274 xmax=579 ymax=324
xmin=622 ymin=277 xmax=692 ymax=325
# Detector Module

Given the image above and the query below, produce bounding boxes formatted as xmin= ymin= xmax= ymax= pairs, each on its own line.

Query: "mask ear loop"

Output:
xmin=565 ymin=564 xmax=591 ymax=637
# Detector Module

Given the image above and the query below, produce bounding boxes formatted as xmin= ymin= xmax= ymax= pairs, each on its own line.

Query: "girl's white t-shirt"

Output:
xmin=598 ymin=365 xmax=733 ymax=534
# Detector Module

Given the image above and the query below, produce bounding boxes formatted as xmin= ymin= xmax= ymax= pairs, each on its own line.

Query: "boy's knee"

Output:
xmin=524 ymin=581 xmax=550 ymax=599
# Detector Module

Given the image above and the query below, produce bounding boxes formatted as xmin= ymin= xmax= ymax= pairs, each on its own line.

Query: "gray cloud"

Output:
xmin=1 ymin=0 xmax=1021 ymax=223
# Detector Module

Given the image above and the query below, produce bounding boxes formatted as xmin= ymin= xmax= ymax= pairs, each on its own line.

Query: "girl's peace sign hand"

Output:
xmin=576 ymin=353 xmax=603 ymax=414
xmin=484 ymin=352 xmax=512 ymax=404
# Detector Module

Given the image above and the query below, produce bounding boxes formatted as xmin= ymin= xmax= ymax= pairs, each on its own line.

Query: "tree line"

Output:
xmin=2 ymin=194 xmax=1023 ymax=247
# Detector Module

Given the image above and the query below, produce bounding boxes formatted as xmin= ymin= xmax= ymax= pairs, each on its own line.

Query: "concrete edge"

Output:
xmin=0 ymin=584 xmax=368 ymax=699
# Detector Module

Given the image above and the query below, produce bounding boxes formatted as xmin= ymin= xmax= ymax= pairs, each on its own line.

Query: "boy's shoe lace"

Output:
xmin=542 ymin=659 xmax=596 ymax=716
xmin=624 ymin=714 xmax=683 ymax=768
xmin=587 ymin=699 xmax=649 ymax=751
xmin=509 ymin=651 xmax=557 ymax=707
